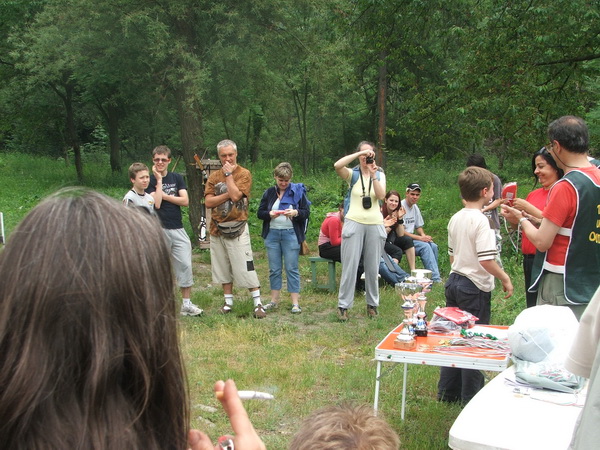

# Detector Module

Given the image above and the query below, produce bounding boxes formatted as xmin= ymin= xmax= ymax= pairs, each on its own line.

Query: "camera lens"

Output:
xmin=366 ymin=156 xmax=374 ymax=164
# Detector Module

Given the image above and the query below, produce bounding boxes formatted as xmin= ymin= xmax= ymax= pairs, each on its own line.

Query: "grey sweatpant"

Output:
xmin=337 ymin=219 xmax=385 ymax=310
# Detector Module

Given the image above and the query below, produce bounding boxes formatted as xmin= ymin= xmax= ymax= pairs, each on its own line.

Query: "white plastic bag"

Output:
xmin=508 ymin=305 xmax=584 ymax=392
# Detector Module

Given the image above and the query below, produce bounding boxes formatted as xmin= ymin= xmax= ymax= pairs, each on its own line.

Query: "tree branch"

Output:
xmin=536 ymin=53 xmax=600 ymax=66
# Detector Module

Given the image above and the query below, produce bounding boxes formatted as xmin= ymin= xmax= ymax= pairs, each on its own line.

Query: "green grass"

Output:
xmin=0 ymin=152 xmax=535 ymax=449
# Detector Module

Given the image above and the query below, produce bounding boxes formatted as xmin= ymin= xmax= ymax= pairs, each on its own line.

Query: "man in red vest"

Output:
xmin=502 ymin=116 xmax=600 ymax=319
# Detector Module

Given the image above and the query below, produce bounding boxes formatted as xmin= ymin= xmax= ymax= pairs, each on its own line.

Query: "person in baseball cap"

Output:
xmin=401 ymin=182 xmax=442 ymax=282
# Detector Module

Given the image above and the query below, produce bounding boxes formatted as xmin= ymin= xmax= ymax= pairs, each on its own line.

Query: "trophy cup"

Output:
xmin=404 ymin=273 xmax=432 ymax=337
xmin=416 ymin=279 xmax=431 ymax=314
xmin=394 ymin=284 xmax=420 ymax=350
xmin=414 ymin=311 xmax=428 ymax=337
xmin=395 ymin=282 xmax=422 ymax=321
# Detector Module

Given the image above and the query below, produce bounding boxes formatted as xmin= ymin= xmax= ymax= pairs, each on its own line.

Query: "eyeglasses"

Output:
xmin=546 ymin=141 xmax=554 ymax=152
xmin=153 ymin=158 xmax=169 ymax=163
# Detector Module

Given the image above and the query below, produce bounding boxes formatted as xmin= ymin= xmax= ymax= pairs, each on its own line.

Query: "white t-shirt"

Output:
xmin=401 ymin=199 xmax=424 ymax=234
xmin=564 ymin=285 xmax=600 ymax=448
xmin=447 ymin=208 xmax=496 ymax=292
xmin=565 ymin=286 xmax=600 ymax=378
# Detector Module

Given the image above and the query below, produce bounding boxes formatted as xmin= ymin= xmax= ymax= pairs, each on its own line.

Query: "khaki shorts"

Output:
xmin=210 ymin=225 xmax=260 ymax=288
xmin=537 ymin=272 xmax=587 ymax=320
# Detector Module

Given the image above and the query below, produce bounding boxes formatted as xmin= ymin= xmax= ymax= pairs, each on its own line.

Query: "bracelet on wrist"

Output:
xmin=519 ymin=217 xmax=529 ymax=225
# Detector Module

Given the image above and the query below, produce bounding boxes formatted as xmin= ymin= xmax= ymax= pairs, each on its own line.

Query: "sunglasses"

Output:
xmin=153 ymin=158 xmax=169 ymax=163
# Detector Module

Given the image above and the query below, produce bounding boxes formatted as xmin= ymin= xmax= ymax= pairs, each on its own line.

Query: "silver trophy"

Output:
xmin=395 ymin=282 xmax=423 ymax=321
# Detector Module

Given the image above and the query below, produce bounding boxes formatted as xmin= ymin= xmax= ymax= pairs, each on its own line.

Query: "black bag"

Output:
xmin=216 ymin=220 xmax=246 ymax=239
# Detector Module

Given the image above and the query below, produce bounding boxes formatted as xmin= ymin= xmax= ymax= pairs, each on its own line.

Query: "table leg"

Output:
xmin=374 ymin=361 xmax=382 ymax=414
xmin=401 ymin=362 xmax=408 ymax=420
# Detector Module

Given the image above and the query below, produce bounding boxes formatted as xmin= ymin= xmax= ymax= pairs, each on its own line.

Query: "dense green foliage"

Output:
xmin=2 ymin=0 xmax=600 ymax=163
xmin=2 ymin=0 xmax=600 ymax=241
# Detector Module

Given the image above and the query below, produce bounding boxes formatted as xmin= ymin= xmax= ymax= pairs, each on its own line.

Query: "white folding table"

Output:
xmin=449 ymin=365 xmax=585 ymax=449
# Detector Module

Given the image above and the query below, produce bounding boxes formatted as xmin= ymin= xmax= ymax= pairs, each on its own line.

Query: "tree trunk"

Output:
xmin=376 ymin=50 xmax=388 ymax=169
xmin=245 ymin=109 xmax=252 ymax=162
xmin=291 ymin=81 xmax=309 ymax=173
xmin=300 ymin=87 xmax=308 ymax=173
xmin=171 ymin=14 xmax=205 ymax=246
xmin=55 ymin=78 xmax=83 ymax=183
xmin=498 ymin=136 xmax=509 ymax=170
xmin=174 ymin=83 xmax=204 ymax=246
xmin=107 ymin=103 xmax=121 ymax=173
xmin=250 ymin=107 xmax=263 ymax=165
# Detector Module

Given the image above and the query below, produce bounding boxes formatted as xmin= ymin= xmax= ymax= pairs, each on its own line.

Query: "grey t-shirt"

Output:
xmin=123 ymin=189 xmax=155 ymax=214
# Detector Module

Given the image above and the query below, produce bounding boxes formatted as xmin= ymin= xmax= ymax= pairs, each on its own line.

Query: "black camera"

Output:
xmin=362 ymin=196 xmax=372 ymax=209
xmin=366 ymin=156 xmax=374 ymax=164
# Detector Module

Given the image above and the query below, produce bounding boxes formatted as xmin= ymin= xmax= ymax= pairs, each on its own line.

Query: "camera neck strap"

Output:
xmin=359 ymin=170 xmax=372 ymax=198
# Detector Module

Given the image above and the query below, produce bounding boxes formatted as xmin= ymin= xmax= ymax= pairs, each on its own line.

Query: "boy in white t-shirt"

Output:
xmin=437 ymin=166 xmax=513 ymax=404
xmin=123 ymin=162 xmax=155 ymax=214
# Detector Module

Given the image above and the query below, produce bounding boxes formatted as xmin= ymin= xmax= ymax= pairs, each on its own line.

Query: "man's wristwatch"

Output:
xmin=224 ymin=171 xmax=232 ymax=177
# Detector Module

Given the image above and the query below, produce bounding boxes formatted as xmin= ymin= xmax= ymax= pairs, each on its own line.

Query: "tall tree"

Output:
xmin=0 ymin=0 xmax=48 ymax=151
xmin=392 ymin=0 xmax=600 ymax=163
xmin=12 ymin=0 xmax=89 ymax=181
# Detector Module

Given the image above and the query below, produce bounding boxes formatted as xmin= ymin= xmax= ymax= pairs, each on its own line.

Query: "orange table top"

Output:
xmin=375 ymin=324 xmax=510 ymax=371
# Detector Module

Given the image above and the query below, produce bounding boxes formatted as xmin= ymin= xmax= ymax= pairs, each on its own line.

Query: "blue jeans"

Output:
xmin=265 ymin=228 xmax=300 ymax=293
xmin=379 ymin=257 xmax=409 ymax=286
xmin=413 ymin=240 xmax=441 ymax=281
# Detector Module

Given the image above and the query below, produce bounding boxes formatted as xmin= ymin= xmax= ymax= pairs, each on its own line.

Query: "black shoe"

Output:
xmin=438 ymin=393 xmax=461 ymax=404
xmin=338 ymin=307 xmax=348 ymax=322
xmin=367 ymin=305 xmax=378 ymax=318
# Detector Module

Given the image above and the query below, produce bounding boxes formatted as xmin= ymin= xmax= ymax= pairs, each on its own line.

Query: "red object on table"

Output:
xmin=433 ymin=307 xmax=479 ymax=325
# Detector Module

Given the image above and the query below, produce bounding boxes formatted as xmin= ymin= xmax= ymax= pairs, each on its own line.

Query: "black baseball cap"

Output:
xmin=406 ymin=183 xmax=421 ymax=192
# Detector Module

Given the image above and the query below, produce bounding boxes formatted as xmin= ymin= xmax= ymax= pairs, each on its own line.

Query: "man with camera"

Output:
xmin=402 ymin=183 xmax=442 ymax=282
xmin=333 ymin=141 xmax=386 ymax=321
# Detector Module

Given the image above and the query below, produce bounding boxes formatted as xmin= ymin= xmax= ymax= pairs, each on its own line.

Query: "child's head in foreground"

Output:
xmin=458 ymin=166 xmax=493 ymax=202
xmin=289 ymin=403 xmax=400 ymax=450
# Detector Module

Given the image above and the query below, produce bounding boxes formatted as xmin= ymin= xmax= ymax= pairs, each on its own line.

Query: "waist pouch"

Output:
xmin=216 ymin=220 xmax=246 ymax=239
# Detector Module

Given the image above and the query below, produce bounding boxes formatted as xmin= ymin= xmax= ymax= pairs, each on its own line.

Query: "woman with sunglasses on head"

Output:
xmin=511 ymin=147 xmax=564 ymax=308
xmin=381 ymin=190 xmax=417 ymax=272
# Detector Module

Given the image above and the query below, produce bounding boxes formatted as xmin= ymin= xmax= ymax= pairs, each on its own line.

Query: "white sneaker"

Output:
xmin=180 ymin=303 xmax=203 ymax=316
